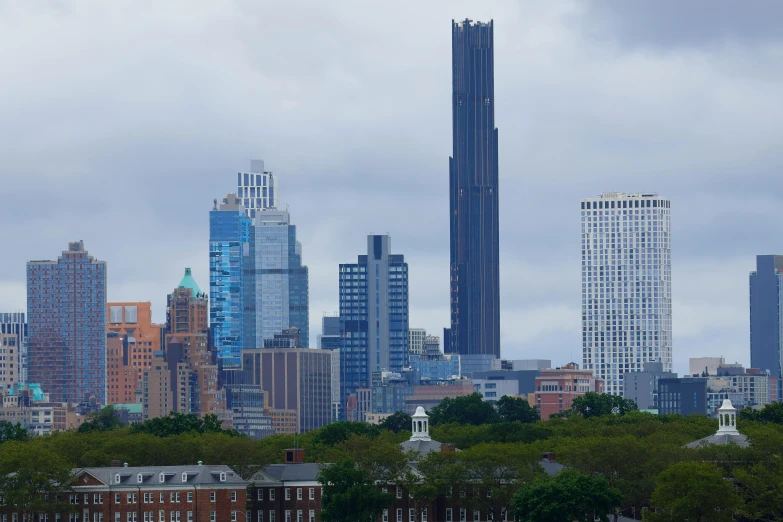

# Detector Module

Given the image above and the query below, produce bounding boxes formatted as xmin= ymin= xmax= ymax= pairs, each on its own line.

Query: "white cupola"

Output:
xmin=410 ymin=406 xmax=431 ymax=442
xmin=717 ymin=398 xmax=738 ymax=435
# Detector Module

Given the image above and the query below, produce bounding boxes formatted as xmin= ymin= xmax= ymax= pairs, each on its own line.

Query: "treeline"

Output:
xmin=0 ymin=395 xmax=781 ymax=520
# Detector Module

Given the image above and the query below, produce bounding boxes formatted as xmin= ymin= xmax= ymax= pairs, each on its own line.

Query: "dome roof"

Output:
xmin=178 ymin=268 xmax=202 ymax=297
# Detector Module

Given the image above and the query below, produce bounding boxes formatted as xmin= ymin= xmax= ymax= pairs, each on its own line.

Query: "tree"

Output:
xmin=458 ymin=443 xmax=542 ymax=521
xmin=310 ymin=422 xmax=380 ymax=446
xmin=129 ymin=412 xmax=239 ymax=437
xmin=338 ymin=433 xmax=411 ymax=484
xmin=78 ymin=405 xmax=126 ymax=433
xmin=0 ymin=443 xmax=76 ymax=519
xmin=496 ymin=396 xmax=540 ymax=424
xmin=511 ymin=469 xmax=622 ymax=522
xmin=379 ymin=411 xmax=412 ymax=434
xmin=318 ymin=460 xmax=394 ymax=522
xmin=569 ymin=393 xmax=638 ymax=418
xmin=644 ymin=462 xmax=741 ymax=522
xmin=0 ymin=422 xmax=29 ymax=443
xmin=739 ymin=402 xmax=783 ymax=424
xmin=428 ymin=394 xmax=500 ymax=426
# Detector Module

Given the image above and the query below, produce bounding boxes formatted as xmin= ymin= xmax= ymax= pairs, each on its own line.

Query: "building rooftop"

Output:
xmin=75 ymin=464 xmax=246 ymax=486
xmin=178 ymin=268 xmax=202 ymax=297
xmin=686 ymin=399 xmax=749 ymax=449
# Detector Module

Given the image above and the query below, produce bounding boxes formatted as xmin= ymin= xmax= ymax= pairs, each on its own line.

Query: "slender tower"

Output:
xmin=448 ymin=19 xmax=500 ymax=366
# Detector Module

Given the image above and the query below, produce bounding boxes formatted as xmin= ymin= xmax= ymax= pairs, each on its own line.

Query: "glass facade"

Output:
xmin=246 ymin=210 xmax=309 ymax=348
xmin=581 ymin=193 xmax=672 ymax=396
xmin=209 ymin=194 xmax=252 ymax=367
xmin=27 ymin=241 xmax=107 ymax=404
xmin=237 ymin=159 xmax=277 ymax=219
xmin=338 ymin=235 xmax=409 ymax=411
xmin=749 ymin=254 xmax=783 ymax=400
xmin=449 ymin=19 xmax=500 ymax=358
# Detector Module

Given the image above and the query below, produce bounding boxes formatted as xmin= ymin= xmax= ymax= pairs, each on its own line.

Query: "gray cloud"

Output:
xmin=1 ymin=1 xmax=781 ymax=377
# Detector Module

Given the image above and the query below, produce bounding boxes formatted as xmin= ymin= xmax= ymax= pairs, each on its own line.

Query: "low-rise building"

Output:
xmin=529 ymin=363 xmax=603 ymax=419
xmin=658 ymin=377 xmax=708 ymax=415
xmin=622 ymin=362 xmax=677 ymax=411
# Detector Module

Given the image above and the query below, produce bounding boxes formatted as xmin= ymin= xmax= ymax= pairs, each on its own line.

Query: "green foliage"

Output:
xmin=0 ymin=422 xmax=29 ymax=443
xmin=310 ymin=421 xmax=380 ymax=446
xmin=0 ymin=443 xmax=76 ymax=515
xmin=511 ymin=469 xmax=623 ymax=522
xmin=739 ymin=402 xmax=783 ymax=424
xmin=496 ymin=395 xmax=540 ymax=423
xmin=129 ymin=412 xmax=239 ymax=437
xmin=78 ymin=406 xmax=126 ymax=433
xmin=379 ymin=411 xmax=412 ymax=434
xmin=317 ymin=460 xmax=394 ymax=522
xmin=567 ymin=392 xmax=639 ymax=419
xmin=645 ymin=461 xmax=741 ymax=522
xmin=428 ymin=393 xmax=500 ymax=425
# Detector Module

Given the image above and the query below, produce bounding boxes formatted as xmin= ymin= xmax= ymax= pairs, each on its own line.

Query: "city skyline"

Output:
xmin=2 ymin=3 xmax=781 ymax=376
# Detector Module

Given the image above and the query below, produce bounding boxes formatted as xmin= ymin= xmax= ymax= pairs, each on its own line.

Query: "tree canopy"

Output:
xmin=428 ymin=393 xmax=501 ymax=425
xmin=566 ymin=392 xmax=639 ymax=419
xmin=496 ymin=395 xmax=540 ymax=423
xmin=317 ymin=460 xmax=394 ymax=522
xmin=129 ymin=412 xmax=238 ymax=437
xmin=378 ymin=411 xmax=412 ymax=434
xmin=78 ymin=405 xmax=126 ymax=433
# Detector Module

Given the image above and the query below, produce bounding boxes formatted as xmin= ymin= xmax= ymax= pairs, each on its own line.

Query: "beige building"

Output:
xmin=0 ymin=334 xmax=18 ymax=394
xmin=408 ymin=328 xmax=426 ymax=356
xmin=142 ymin=358 xmax=173 ymax=420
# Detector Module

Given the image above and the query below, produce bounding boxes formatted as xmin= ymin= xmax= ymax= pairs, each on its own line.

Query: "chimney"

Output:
xmin=123 ymin=463 xmax=129 ymax=467
xmin=542 ymin=452 xmax=556 ymax=462
xmin=110 ymin=460 xmax=122 ymax=468
xmin=441 ymin=443 xmax=456 ymax=454
xmin=284 ymin=449 xmax=304 ymax=464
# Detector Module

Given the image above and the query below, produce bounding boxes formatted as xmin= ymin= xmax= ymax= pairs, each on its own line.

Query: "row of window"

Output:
xmin=256 ymin=488 xmax=314 ymax=501
xmin=107 ymin=491 xmax=237 ymax=504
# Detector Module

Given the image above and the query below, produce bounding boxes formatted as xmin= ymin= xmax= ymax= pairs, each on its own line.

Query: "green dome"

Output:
xmin=178 ymin=268 xmax=202 ymax=297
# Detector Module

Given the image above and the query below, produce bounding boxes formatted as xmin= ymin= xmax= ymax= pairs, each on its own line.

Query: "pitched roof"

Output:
xmin=259 ymin=463 xmax=323 ymax=483
xmin=178 ymin=268 xmax=202 ymax=297
xmin=400 ymin=439 xmax=451 ymax=456
xmin=685 ymin=432 xmax=750 ymax=449
xmin=75 ymin=465 xmax=246 ymax=487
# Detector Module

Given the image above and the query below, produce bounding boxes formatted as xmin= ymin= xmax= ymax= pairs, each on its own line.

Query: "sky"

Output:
xmin=1 ymin=1 xmax=782 ymax=376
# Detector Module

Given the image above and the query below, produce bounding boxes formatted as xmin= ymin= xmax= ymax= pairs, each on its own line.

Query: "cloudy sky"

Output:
xmin=1 ymin=1 xmax=782 ymax=376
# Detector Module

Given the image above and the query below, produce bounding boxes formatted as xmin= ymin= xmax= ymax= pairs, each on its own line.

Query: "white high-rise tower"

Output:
xmin=581 ymin=192 xmax=672 ymax=395
xmin=237 ymin=159 xmax=278 ymax=218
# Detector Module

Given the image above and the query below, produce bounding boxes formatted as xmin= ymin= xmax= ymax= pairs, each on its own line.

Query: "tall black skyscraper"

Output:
xmin=448 ymin=19 xmax=500 ymax=359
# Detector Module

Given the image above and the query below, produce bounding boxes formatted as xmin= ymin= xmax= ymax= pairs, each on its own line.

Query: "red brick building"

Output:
xmin=528 ymin=362 xmax=604 ymax=419
xmin=21 ymin=464 xmax=248 ymax=522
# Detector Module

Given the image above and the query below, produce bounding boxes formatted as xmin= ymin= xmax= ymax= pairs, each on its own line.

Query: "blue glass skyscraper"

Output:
xmin=246 ymin=209 xmax=309 ymax=348
xmin=209 ymin=193 xmax=252 ymax=367
xmin=750 ymin=255 xmax=783 ymax=400
xmin=27 ymin=241 xmax=106 ymax=404
xmin=449 ymin=19 xmax=500 ymax=359
xmin=338 ymin=235 xmax=409 ymax=410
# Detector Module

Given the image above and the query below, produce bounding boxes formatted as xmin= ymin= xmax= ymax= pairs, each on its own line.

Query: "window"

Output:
xmin=210 ymin=492 xmax=216 ymax=503
xmin=296 ymin=512 xmax=302 ymax=522
xmin=69 ymin=495 xmax=77 ymax=505
xmin=159 ymin=512 xmax=164 ymax=522
xmin=84 ymin=494 xmax=89 ymax=504
xmin=396 ymin=487 xmax=402 ymax=499
xmin=187 ymin=493 xmax=192 ymax=503
xmin=115 ymin=474 xmax=120 ymax=484
xmin=460 ymin=509 xmax=466 ymax=522
xmin=182 ymin=473 xmax=188 ymax=482
xmin=171 ymin=493 xmax=180 ymax=503
xmin=159 ymin=473 xmax=165 ymax=483
xmin=115 ymin=514 xmax=120 ymax=522
xmin=473 ymin=511 xmax=480 ymax=522
xmin=268 ymin=513 xmax=274 ymax=522
xmin=137 ymin=474 xmax=143 ymax=484
xmin=257 ymin=490 xmax=264 ymax=501
xmin=285 ymin=489 xmax=290 ymax=501
xmin=296 ymin=489 xmax=302 ymax=501
xmin=284 ymin=513 xmax=290 ymax=522
xmin=209 ymin=513 xmax=215 ymax=522
xmin=94 ymin=495 xmax=103 ymax=505
xmin=170 ymin=513 xmax=180 ymax=522
xmin=231 ymin=512 xmax=237 ymax=522
xmin=396 ymin=509 xmax=402 ymax=522
xmin=269 ymin=490 xmax=275 ymax=501
xmin=409 ymin=509 xmax=415 ymax=522
xmin=308 ymin=512 xmax=314 ymax=522
xmin=232 ymin=491 xmax=237 ymax=502
xmin=382 ymin=510 xmax=388 ymax=522
xmin=487 ymin=487 xmax=492 ymax=498
xmin=257 ymin=513 xmax=263 ymax=522
xmin=421 ymin=510 xmax=427 ymax=522
xmin=160 ymin=494 xmax=165 ymax=503
xmin=128 ymin=494 xmax=137 ymax=504
xmin=308 ymin=488 xmax=314 ymax=501
xmin=127 ymin=514 xmax=137 ymax=522
xmin=187 ymin=514 xmax=192 ymax=522
xmin=220 ymin=472 xmax=227 ymax=482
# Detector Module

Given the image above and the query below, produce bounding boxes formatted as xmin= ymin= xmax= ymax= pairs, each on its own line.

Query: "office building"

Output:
xmin=107 ymin=302 xmax=163 ymax=372
xmin=338 ymin=235 xmax=409 ymax=411
xmin=491 ymin=359 xmax=552 ymax=371
xmin=622 ymin=362 xmax=676 ymax=411
xmin=241 ymin=348 xmax=332 ymax=433
xmin=209 ymin=193 xmax=252 ymax=367
xmin=317 ymin=314 xmax=342 ymax=421
xmin=0 ymin=313 xmax=26 ymax=385
xmin=658 ymin=377 xmax=707 ymax=416
xmin=225 ymin=384 xmax=274 ymax=439
xmin=448 ymin=19 xmax=500 ymax=360
xmin=246 ymin=209 xmax=309 ymax=348
xmin=581 ymin=192 xmax=673 ymax=395
xmin=409 ymin=328 xmax=426 ymax=356
xmin=409 ymin=354 xmax=460 ymax=382
xmin=470 ymin=369 xmax=540 ymax=398
xmin=237 ymin=159 xmax=278 ymax=219
xmin=405 ymin=379 xmax=475 ymax=414
xmin=106 ymin=332 xmax=138 ymax=405
xmin=423 ymin=335 xmax=441 ymax=357
xmin=141 ymin=358 xmax=172 ymax=420
xmin=27 ymin=241 xmax=107 ymax=404
xmin=750 ymin=255 xmax=783 ymax=400
xmin=529 ymin=363 xmax=604 ymax=419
